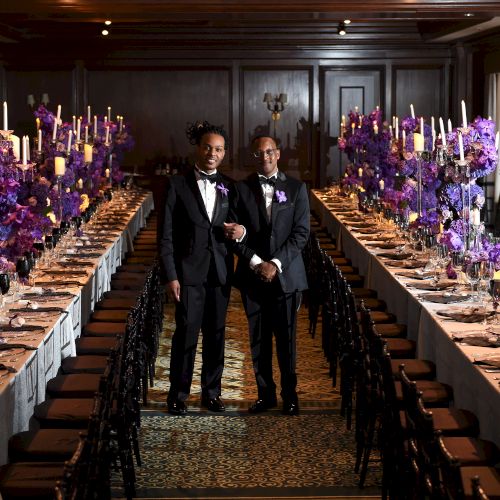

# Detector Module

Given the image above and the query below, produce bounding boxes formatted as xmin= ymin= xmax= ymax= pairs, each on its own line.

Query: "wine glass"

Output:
xmin=16 ymin=257 xmax=30 ymax=292
xmin=0 ymin=273 xmax=10 ymax=319
xmin=465 ymin=261 xmax=481 ymax=301
xmin=490 ymin=280 xmax=500 ymax=324
xmin=43 ymin=235 xmax=54 ymax=266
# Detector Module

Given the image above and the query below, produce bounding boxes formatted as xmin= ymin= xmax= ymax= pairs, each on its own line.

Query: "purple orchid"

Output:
xmin=216 ymin=183 xmax=229 ymax=197
xmin=275 ymin=190 xmax=287 ymax=203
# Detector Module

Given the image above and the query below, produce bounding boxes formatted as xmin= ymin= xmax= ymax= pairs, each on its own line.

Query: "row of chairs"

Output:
xmin=0 ymin=209 xmax=163 ymax=499
xmin=304 ymin=214 xmax=500 ymax=499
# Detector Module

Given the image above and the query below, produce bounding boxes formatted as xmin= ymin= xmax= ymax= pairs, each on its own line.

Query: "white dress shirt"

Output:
xmin=195 ymin=167 xmax=217 ymax=222
xmin=247 ymin=172 xmax=282 ymax=273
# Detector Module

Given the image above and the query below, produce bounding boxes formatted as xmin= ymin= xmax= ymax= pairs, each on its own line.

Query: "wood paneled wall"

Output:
xmin=0 ymin=49 xmax=456 ymax=186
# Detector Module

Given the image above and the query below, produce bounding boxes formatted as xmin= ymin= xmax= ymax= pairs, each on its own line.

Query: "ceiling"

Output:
xmin=0 ymin=0 xmax=500 ymax=57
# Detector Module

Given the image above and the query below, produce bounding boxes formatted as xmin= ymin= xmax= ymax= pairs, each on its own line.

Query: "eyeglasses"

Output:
xmin=253 ymin=148 xmax=278 ymax=158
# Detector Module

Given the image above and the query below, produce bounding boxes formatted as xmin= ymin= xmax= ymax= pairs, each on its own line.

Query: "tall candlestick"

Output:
xmin=105 ymin=126 xmax=109 ymax=144
xmin=87 ymin=105 xmax=91 ymax=124
xmin=22 ymin=135 xmax=27 ymax=165
xmin=67 ymin=130 xmax=73 ymax=153
xmin=107 ymin=106 xmax=111 ymax=122
xmin=439 ymin=117 xmax=447 ymax=147
xmin=2 ymin=101 xmax=7 ymax=131
xmin=52 ymin=118 xmax=58 ymax=142
xmin=420 ymin=117 xmax=424 ymax=135
xmin=448 ymin=119 xmax=452 ymax=133
xmin=56 ymin=105 xmax=61 ymax=124
xmin=37 ymin=129 xmax=42 ymax=152
xmin=389 ymin=125 xmax=393 ymax=137
xmin=54 ymin=156 xmax=66 ymax=176
xmin=84 ymin=125 xmax=89 ymax=144
xmin=458 ymin=132 xmax=465 ymax=161
xmin=461 ymin=100 xmax=467 ymax=128
xmin=395 ymin=117 xmax=399 ymax=139
xmin=402 ymin=130 xmax=406 ymax=149
xmin=26 ymin=135 xmax=30 ymax=162
xmin=76 ymin=118 xmax=81 ymax=141
xmin=410 ymin=103 xmax=415 ymax=119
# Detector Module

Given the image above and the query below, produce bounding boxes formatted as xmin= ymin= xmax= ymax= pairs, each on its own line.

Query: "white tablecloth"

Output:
xmin=311 ymin=189 xmax=500 ymax=447
xmin=0 ymin=189 xmax=154 ymax=466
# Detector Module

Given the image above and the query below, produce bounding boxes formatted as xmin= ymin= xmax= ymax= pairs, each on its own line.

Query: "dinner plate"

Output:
xmin=419 ymin=292 xmax=469 ymax=303
xmin=407 ymin=281 xmax=455 ymax=291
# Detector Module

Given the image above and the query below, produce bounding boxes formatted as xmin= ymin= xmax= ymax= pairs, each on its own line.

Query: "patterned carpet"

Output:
xmin=115 ymin=290 xmax=382 ymax=499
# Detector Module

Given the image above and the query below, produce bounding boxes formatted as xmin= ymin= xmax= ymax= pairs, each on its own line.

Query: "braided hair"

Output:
xmin=185 ymin=121 xmax=229 ymax=149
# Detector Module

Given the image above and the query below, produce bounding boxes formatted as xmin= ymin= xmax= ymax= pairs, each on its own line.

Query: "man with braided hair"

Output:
xmin=160 ymin=121 xmax=238 ymax=415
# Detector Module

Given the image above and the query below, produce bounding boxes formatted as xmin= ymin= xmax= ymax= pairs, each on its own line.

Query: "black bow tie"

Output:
xmin=259 ymin=175 xmax=276 ymax=187
xmin=198 ymin=170 xmax=217 ymax=183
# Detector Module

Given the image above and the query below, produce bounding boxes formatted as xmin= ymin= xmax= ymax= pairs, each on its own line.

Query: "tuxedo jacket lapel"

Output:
xmin=186 ymin=169 xmax=210 ymax=222
xmin=249 ymin=173 xmax=269 ymax=224
xmin=271 ymin=171 xmax=287 ymax=227
xmin=212 ymin=175 xmax=229 ymax=226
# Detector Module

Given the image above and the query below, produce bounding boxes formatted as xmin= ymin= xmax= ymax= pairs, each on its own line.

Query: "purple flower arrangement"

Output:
xmin=0 ymin=105 xmax=133 ymax=263
xmin=339 ymin=106 xmax=500 ymax=263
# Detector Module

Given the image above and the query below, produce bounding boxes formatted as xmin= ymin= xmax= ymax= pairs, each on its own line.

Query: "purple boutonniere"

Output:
xmin=275 ymin=190 xmax=287 ymax=203
xmin=216 ymin=183 xmax=229 ymax=197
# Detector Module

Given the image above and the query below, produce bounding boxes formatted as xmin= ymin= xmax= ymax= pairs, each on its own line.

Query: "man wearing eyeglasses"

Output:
xmin=160 ymin=121 xmax=234 ymax=416
xmin=225 ymin=135 xmax=310 ymax=415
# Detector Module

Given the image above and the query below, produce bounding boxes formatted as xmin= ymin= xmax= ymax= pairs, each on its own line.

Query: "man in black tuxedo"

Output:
xmin=160 ymin=121 xmax=234 ymax=415
xmin=225 ymin=136 xmax=310 ymax=415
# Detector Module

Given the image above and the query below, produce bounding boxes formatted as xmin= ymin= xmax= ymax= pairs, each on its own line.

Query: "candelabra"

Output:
xmin=56 ymin=175 xmax=63 ymax=221
xmin=414 ymin=150 xmax=429 ymax=217
xmin=455 ymin=158 xmax=472 ymax=251
xmin=263 ymin=93 xmax=287 ymax=138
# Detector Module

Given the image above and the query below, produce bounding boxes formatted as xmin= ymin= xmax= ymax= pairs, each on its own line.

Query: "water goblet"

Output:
xmin=0 ymin=273 xmax=10 ymax=319
xmin=465 ymin=261 xmax=481 ymax=301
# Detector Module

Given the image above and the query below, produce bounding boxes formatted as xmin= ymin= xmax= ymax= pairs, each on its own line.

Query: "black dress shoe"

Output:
xmin=248 ymin=398 xmax=278 ymax=414
xmin=167 ymin=399 xmax=187 ymax=415
xmin=201 ymin=396 xmax=225 ymax=412
xmin=282 ymin=400 xmax=299 ymax=416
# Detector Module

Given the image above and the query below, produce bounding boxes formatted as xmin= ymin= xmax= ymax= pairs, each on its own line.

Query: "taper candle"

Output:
xmin=439 ymin=117 xmax=447 ymax=147
xmin=37 ymin=129 xmax=42 ymax=152
xmin=87 ymin=105 xmax=91 ymax=123
xmin=76 ymin=118 xmax=81 ymax=141
xmin=448 ymin=119 xmax=452 ymax=133
xmin=458 ymin=132 xmax=465 ymax=161
xmin=395 ymin=117 xmax=399 ymax=139
xmin=2 ymin=101 xmax=7 ymax=131
xmin=410 ymin=103 xmax=415 ymax=119
xmin=84 ymin=125 xmax=88 ymax=144
xmin=461 ymin=100 xmax=467 ymax=128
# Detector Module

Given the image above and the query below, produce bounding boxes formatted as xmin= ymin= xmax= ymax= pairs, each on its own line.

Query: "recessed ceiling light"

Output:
xmin=464 ymin=13 xmax=474 ymax=17
xmin=104 ymin=20 xmax=112 ymax=25
xmin=344 ymin=19 xmax=351 ymax=24
xmin=102 ymin=29 xmax=109 ymax=36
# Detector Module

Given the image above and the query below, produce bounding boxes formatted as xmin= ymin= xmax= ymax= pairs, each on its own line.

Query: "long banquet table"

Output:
xmin=0 ymin=188 xmax=154 ymax=466
xmin=311 ymin=188 xmax=500 ymax=448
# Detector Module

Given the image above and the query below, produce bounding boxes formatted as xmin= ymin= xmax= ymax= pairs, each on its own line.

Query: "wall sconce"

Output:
xmin=27 ymin=93 xmax=50 ymax=109
xmin=337 ymin=22 xmax=347 ymax=36
xmin=263 ymin=93 xmax=287 ymax=138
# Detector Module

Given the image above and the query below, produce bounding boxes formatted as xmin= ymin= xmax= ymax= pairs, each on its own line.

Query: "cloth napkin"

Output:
xmin=396 ymin=270 xmax=434 ymax=280
xmin=0 ymin=363 xmax=16 ymax=373
xmin=473 ymin=354 xmax=500 ymax=368
xmin=436 ymin=307 xmax=494 ymax=323
xmin=388 ymin=260 xmax=427 ymax=269
xmin=408 ymin=281 xmax=455 ymax=291
xmin=419 ymin=292 xmax=469 ymax=303
xmin=0 ymin=343 xmax=36 ymax=351
xmin=9 ymin=306 xmax=65 ymax=313
xmin=378 ymin=252 xmax=413 ymax=260
xmin=452 ymin=333 xmax=500 ymax=348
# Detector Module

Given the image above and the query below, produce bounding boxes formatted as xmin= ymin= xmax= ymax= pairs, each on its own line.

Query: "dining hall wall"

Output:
xmin=0 ymin=42 xmax=472 ymax=187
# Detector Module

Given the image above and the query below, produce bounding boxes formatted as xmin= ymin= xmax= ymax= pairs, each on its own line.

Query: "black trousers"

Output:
xmin=241 ymin=281 xmax=301 ymax=403
xmin=168 ymin=280 xmax=230 ymax=402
